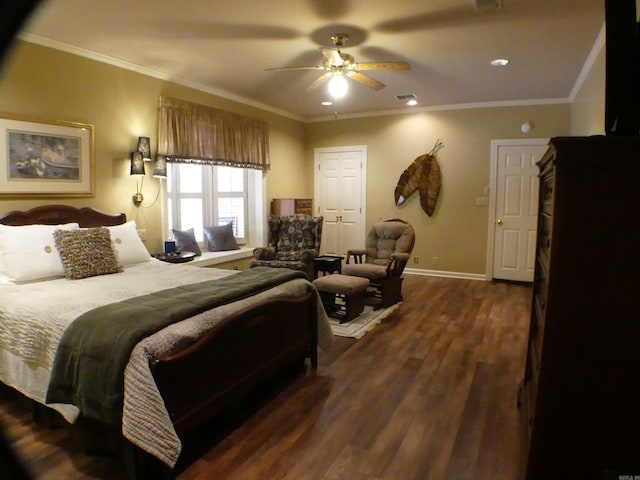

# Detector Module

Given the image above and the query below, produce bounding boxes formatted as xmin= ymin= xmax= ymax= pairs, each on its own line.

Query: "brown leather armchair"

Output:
xmin=250 ymin=214 xmax=323 ymax=280
xmin=343 ymin=218 xmax=415 ymax=307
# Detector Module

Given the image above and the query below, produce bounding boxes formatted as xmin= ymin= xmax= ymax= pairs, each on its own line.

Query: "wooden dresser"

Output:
xmin=519 ymin=136 xmax=640 ymax=479
xmin=270 ymin=198 xmax=313 ymax=216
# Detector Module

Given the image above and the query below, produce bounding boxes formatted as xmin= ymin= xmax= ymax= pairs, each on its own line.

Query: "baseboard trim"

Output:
xmin=403 ymin=267 xmax=487 ymax=281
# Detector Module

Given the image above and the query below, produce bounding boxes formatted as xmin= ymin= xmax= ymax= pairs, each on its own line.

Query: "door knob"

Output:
xmin=497 ymin=219 xmax=503 ymax=225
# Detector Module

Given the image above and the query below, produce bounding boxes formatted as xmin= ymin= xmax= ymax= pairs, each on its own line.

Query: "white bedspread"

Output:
xmin=0 ymin=260 xmax=333 ymax=467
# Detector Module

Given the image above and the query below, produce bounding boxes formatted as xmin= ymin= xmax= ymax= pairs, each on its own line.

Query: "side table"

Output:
xmin=153 ymin=251 xmax=196 ymax=263
xmin=313 ymin=255 xmax=343 ymax=279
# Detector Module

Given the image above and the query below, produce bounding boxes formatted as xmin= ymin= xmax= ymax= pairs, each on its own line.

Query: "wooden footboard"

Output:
xmin=151 ymin=290 xmax=317 ymax=436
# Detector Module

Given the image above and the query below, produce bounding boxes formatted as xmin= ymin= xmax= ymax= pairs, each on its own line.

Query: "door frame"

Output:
xmin=485 ymin=138 xmax=549 ymax=280
xmin=314 ymin=145 xmax=367 ymax=255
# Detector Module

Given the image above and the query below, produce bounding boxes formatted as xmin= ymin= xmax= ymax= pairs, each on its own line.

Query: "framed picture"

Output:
xmin=0 ymin=113 xmax=94 ymax=197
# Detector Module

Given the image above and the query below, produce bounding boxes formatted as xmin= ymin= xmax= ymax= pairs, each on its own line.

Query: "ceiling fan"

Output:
xmin=265 ymin=33 xmax=410 ymax=94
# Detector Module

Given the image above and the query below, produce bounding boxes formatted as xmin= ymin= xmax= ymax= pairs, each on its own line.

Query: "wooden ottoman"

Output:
xmin=313 ymin=274 xmax=370 ymax=323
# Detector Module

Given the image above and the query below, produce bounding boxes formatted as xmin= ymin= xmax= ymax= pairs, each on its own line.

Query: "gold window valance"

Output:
xmin=157 ymin=96 xmax=270 ymax=171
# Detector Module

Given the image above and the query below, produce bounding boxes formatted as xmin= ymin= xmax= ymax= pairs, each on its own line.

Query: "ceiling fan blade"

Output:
xmin=347 ymin=71 xmax=386 ymax=90
xmin=354 ymin=62 xmax=411 ymax=71
xmin=265 ymin=65 xmax=325 ymax=71
xmin=307 ymin=72 xmax=332 ymax=90
xmin=320 ymin=47 xmax=344 ymax=67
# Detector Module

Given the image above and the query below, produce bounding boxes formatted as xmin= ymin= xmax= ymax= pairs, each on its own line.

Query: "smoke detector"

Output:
xmin=472 ymin=0 xmax=503 ymax=12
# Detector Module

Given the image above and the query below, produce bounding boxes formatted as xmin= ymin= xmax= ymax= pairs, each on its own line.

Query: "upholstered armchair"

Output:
xmin=250 ymin=214 xmax=323 ymax=280
xmin=342 ymin=218 xmax=415 ymax=307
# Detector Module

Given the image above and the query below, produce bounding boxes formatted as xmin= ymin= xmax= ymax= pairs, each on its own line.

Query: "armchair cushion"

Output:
xmin=365 ymin=221 xmax=414 ymax=263
xmin=275 ymin=215 xmax=321 ymax=260
xmin=342 ymin=262 xmax=389 ymax=280
xmin=251 ymin=259 xmax=307 ymax=273
xmin=252 ymin=246 xmax=276 ymax=260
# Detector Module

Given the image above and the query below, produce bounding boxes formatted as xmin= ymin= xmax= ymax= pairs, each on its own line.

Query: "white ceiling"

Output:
xmin=20 ymin=0 xmax=605 ymax=120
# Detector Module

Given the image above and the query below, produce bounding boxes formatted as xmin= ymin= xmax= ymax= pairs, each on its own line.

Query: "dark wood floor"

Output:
xmin=0 ymin=274 xmax=532 ymax=479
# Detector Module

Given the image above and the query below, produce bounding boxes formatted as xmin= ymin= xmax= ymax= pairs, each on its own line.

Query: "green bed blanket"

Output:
xmin=45 ymin=267 xmax=307 ymax=425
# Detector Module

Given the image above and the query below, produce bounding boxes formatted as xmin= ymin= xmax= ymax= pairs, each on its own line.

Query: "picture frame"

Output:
xmin=0 ymin=113 xmax=94 ymax=197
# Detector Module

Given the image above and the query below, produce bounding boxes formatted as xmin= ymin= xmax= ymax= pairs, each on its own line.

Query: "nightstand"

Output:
xmin=313 ymin=255 xmax=343 ymax=279
xmin=153 ymin=251 xmax=196 ymax=263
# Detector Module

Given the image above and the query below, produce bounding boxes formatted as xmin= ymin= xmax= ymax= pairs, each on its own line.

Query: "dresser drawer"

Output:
xmin=532 ymin=297 xmax=545 ymax=363
xmin=526 ymin=343 xmax=539 ymax=426
xmin=534 ymin=254 xmax=548 ymax=300
xmin=539 ymin=170 xmax=554 ymax=215
xmin=537 ymin=212 xmax=552 ymax=263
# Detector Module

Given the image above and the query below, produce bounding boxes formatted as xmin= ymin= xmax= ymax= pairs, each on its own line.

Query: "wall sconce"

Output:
xmin=152 ymin=154 xmax=167 ymax=178
xmin=130 ymin=136 xmax=166 ymax=207
xmin=130 ymin=151 xmax=145 ymax=206
xmin=137 ymin=136 xmax=151 ymax=161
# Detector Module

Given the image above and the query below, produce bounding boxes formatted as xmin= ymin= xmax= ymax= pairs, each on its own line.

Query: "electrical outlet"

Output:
xmin=137 ymin=229 xmax=146 ymax=241
xmin=432 ymin=256 xmax=439 ymax=265
xmin=413 ymin=256 xmax=419 ymax=264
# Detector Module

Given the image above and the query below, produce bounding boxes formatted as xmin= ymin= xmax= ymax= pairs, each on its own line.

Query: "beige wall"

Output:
xmin=0 ymin=41 xmax=306 ymax=253
xmin=305 ymin=105 xmax=571 ymax=275
xmin=570 ymin=44 xmax=606 ymax=136
xmin=1 ymin=40 xmax=585 ymax=276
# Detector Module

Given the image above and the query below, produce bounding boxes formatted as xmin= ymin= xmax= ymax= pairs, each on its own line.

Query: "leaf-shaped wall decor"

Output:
xmin=394 ymin=140 xmax=444 ymax=216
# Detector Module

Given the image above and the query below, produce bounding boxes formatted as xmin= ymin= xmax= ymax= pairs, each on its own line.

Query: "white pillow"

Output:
xmin=0 ymin=223 xmax=79 ymax=282
xmin=107 ymin=221 xmax=152 ymax=266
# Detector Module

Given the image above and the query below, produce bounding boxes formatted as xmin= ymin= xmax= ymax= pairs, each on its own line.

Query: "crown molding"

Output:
xmin=18 ymin=32 xmax=305 ymax=122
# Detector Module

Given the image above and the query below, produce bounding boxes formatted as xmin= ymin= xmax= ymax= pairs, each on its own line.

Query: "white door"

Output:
xmin=490 ymin=141 xmax=548 ymax=282
xmin=314 ymin=146 xmax=366 ymax=256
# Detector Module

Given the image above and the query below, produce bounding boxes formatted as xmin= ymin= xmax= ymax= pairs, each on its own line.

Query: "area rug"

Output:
xmin=328 ymin=303 xmax=400 ymax=339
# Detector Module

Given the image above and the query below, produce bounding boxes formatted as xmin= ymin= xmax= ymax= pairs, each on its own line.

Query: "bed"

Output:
xmin=0 ymin=204 xmax=333 ymax=477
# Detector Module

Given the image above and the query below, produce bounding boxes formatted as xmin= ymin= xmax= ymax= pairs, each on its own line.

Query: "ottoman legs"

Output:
xmin=319 ymin=290 xmax=365 ymax=323
xmin=313 ymin=274 xmax=370 ymax=323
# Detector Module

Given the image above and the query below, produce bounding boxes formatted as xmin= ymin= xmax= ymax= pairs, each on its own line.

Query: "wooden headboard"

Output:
xmin=0 ymin=205 xmax=126 ymax=227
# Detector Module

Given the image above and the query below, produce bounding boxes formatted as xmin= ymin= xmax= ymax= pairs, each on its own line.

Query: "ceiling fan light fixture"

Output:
xmin=328 ymin=74 xmax=348 ymax=99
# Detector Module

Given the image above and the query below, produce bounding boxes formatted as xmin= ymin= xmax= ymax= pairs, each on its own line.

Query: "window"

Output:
xmin=166 ymin=164 xmax=248 ymax=244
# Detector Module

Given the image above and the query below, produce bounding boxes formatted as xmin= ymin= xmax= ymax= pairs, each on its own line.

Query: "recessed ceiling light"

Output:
xmin=490 ymin=58 xmax=510 ymax=67
xmin=321 ymin=101 xmax=333 ymax=106
xmin=396 ymin=93 xmax=418 ymax=107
